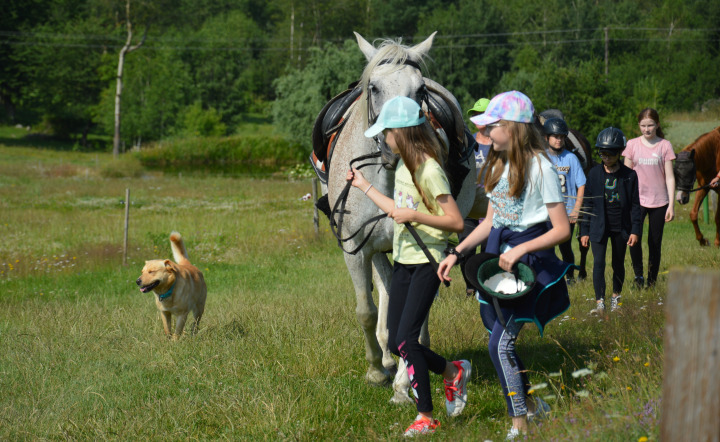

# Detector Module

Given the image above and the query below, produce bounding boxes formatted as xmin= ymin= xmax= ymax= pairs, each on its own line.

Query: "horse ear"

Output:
xmin=411 ymin=31 xmax=437 ymax=57
xmin=354 ymin=31 xmax=377 ymax=61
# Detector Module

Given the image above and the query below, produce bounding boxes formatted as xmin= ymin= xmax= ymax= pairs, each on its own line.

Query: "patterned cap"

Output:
xmin=470 ymin=91 xmax=535 ymax=127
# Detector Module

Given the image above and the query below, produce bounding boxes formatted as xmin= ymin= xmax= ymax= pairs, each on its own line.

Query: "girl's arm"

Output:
xmin=664 ymin=159 xmax=675 ymax=222
xmin=437 ymin=205 xmax=494 ymax=283
xmin=624 ymin=158 xmax=634 ymax=169
xmin=347 ymin=167 xmax=395 ymax=213
xmin=498 ymin=202 xmax=570 ymax=272
xmin=389 ymin=194 xmax=464 ymax=233
xmin=570 ymin=185 xmax=585 ymax=223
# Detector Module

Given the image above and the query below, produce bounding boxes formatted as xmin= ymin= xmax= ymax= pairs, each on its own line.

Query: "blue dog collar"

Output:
xmin=157 ymin=283 xmax=176 ymax=301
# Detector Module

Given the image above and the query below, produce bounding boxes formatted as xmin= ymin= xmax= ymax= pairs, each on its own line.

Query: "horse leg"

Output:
xmin=345 ymin=252 xmax=391 ymax=386
xmin=690 ymin=191 xmax=710 ymax=246
xmin=371 ymin=252 xmax=397 ymax=374
xmin=714 ymin=191 xmax=720 ymax=247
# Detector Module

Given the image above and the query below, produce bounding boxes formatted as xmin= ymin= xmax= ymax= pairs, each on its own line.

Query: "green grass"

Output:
xmin=1 ymin=118 xmax=719 ymax=440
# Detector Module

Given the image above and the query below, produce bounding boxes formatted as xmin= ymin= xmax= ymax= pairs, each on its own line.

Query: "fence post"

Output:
xmin=662 ymin=267 xmax=720 ymax=441
xmin=312 ymin=177 xmax=319 ymax=235
xmin=123 ymin=188 xmax=130 ymax=266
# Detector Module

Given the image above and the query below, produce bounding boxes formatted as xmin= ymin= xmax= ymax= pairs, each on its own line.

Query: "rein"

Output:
xmin=330 ymin=151 xmax=388 ymax=255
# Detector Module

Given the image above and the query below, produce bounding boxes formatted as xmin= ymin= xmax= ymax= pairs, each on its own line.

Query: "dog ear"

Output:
xmin=164 ymin=259 xmax=175 ymax=272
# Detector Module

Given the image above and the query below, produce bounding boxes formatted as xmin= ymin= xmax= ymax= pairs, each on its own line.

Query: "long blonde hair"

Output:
xmin=393 ymin=119 xmax=445 ymax=213
xmin=480 ymin=120 xmax=550 ymax=198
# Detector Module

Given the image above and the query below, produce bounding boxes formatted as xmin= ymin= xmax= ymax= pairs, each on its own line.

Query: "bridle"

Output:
xmin=330 ymin=57 xmax=427 ymax=255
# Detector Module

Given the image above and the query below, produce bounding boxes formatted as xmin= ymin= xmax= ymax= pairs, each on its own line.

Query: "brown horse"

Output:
xmin=673 ymin=126 xmax=720 ymax=247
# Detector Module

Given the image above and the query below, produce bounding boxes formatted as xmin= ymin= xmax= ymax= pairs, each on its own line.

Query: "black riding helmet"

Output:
xmin=595 ymin=127 xmax=626 ymax=152
xmin=543 ymin=117 xmax=569 ymax=136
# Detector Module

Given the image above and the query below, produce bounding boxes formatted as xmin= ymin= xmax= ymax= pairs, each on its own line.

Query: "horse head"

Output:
xmin=354 ymin=32 xmax=436 ymax=169
xmin=674 ymin=149 xmax=696 ymax=205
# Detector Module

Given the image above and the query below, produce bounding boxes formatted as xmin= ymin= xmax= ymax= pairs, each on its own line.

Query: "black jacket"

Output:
xmin=579 ymin=163 xmax=642 ymax=242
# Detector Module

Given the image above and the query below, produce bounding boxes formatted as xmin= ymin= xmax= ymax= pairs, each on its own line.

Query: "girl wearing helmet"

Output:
xmin=543 ymin=117 xmax=586 ymax=285
xmin=579 ymin=127 xmax=642 ymax=314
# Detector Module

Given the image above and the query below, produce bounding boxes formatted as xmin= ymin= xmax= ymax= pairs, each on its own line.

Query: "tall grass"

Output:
xmin=1 ymin=129 xmax=718 ymax=439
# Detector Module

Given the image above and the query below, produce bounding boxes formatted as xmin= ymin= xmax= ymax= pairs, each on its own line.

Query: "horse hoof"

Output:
xmin=700 ymin=239 xmax=710 ymax=246
xmin=384 ymin=363 xmax=398 ymax=378
xmin=389 ymin=390 xmax=414 ymax=405
xmin=366 ymin=367 xmax=391 ymax=387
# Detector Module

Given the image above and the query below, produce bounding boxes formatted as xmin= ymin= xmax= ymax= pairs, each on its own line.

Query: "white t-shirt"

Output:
xmin=487 ymin=154 xmax=564 ymax=232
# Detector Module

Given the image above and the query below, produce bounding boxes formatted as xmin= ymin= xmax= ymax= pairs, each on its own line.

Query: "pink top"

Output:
xmin=622 ymin=137 xmax=675 ymax=208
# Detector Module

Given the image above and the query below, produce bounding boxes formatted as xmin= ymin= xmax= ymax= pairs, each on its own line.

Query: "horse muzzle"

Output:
xmin=676 ymin=190 xmax=690 ymax=205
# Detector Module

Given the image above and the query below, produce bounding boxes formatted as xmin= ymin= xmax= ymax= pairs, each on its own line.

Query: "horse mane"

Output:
xmin=358 ymin=40 xmax=430 ymax=131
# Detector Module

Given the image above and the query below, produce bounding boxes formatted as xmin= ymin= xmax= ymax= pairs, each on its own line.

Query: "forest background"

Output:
xmin=2 ymin=0 xmax=720 ymax=164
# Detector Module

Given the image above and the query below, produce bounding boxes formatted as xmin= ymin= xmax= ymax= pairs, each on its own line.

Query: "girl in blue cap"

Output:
xmin=438 ymin=91 xmax=573 ymax=439
xmin=347 ymin=95 xmax=471 ymax=436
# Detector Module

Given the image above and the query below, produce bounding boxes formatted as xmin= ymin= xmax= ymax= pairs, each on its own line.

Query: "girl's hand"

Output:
xmin=388 ymin=207 xmax=416 ymax=225
xmin=665 ymin=205 xmax=674 ymax=222
xmin=346 ymin=167 xmax=368 ymax=190
xmin=437 ymin=255 xmax=458 ymax=283
xmin=498 ymin=245 xmax=525 ymax=272
xmin=627 ymin=234 xmax=639 ymax=246
xmin=580 ymin=235 xmax=589 ymax=248
xmin=710 ymin=176 xmax=720 ymax=188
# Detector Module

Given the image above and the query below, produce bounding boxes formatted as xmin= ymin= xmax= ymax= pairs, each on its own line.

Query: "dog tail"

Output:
xmin=169 ymin=231 xmax=191 ymax=265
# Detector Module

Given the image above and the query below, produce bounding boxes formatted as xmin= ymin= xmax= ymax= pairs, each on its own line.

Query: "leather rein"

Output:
xmin=330 ymin=58 xmax=430 ymax=256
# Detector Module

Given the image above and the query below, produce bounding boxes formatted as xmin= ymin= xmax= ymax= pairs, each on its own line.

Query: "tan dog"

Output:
xmin=136 ymin=232 xmax=207 ymax=339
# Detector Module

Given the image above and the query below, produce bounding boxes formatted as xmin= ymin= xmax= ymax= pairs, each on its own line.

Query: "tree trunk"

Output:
xmin=113 ymin=0 xmax=146 ymax=158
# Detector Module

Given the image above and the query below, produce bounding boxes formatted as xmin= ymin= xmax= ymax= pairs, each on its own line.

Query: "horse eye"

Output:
xmin=368 ymin=83 xmax=378 ymax=94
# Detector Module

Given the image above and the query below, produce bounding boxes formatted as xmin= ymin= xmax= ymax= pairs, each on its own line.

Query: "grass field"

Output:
xmin=1 ymin=118 xmax=719 ymax=440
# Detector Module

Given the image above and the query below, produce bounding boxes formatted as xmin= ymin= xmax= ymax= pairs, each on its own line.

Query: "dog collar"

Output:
xmin=157 ymin=283 xmax=175 ymax=301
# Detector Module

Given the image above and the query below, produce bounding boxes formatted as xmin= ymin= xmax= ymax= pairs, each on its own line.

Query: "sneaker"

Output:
xmin=444 ymin=360 xmax=471 ymax=417
xmin=566 ymin=277 xmax=576 ymax=286
xmin=610 ymin=296 xmax=620 ymax=312
xmin=590 ymin=300 xmax=605 ymax=315
xmin=404 ymin=415 xmax=439 ymax=437
xmin=506 ymin=427 xmax=524 ymax=440
xmin=634 ymin=275 xmax=644 ymax=289
xmin=527 ymin=396 xmax=551 ymax=422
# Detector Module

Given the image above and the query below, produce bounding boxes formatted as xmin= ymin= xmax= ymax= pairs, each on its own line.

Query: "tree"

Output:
xmin=272 ymin=39 xmax=366 ymax=151
xmin=114 ymin=0 xmax=147 ymax=157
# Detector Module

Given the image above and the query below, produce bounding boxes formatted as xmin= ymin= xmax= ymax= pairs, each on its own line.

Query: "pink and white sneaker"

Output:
xmin=444 ymin=359 xmax=471 ymax=417
xmin=404 ymin=415 xmax=440 ymax=437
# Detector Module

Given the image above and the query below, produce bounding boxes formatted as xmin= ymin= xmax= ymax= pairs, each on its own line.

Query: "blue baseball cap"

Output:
xmin=364 ymin=96 xmax=426 ymax=138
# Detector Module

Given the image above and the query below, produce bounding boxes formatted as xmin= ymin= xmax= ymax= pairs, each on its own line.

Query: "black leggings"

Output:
xmin=388 ymin=262 xmax=447 ymax=413
xmin=629 ymin=204 xmax=668 ymax=285
xmin=590 ymin=231 xmax=627 ymax=300
xmin=557 ymin=222 xmax=577 ymax=278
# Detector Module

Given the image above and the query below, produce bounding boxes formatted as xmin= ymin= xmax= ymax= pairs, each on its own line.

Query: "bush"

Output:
xmin=99 ymin=156 xmax=145 ymax=178
xmin=136 ymin=134 xmax=305 ymax=169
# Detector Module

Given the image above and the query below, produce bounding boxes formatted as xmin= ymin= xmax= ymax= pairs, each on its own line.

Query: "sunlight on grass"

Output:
xmin=1 ymin=139 xmax=719 ymax=439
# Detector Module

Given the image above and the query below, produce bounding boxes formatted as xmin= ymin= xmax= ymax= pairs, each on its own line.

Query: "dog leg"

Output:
xmin=161 ymin=311 xmax=173 ymax=338
xmin=174 ymin=313 xmax=189 ymax=338
xmin=190 ymin=308 xmax=204 ymax=335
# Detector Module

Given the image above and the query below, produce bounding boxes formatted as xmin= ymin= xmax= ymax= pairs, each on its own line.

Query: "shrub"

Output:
xmin=136 ymin=134 xmax=305 ymax=169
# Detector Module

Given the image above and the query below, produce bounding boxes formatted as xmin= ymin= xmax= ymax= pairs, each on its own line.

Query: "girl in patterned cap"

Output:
xmin=438 ymin=91 xmax=573 ymax=439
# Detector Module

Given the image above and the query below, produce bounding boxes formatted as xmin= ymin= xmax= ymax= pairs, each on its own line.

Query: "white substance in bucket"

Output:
xmin=483 ymin=271 xmax=526 ymax=294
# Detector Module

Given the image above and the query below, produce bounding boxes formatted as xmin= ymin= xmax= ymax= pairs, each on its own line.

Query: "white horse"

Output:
xmin=325 ymin=32 xmax=482 ymax=403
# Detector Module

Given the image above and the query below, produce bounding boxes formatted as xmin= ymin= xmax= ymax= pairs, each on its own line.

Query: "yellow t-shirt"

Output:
xmin=393 ymin=158 xmax=451 ymax=264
